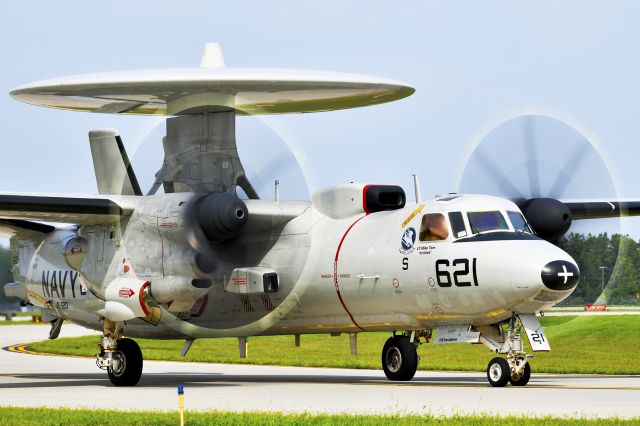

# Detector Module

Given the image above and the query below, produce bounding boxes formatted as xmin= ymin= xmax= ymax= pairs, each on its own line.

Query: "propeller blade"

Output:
xmin=471 ymin=147 xmax=525 ymax=198
xmin=547 ymin=138 xmax=591 ymax=199
xmin=522 ymin=115 xmax=541 ymax=198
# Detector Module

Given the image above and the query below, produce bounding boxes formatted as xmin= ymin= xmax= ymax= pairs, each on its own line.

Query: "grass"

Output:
xmin=0 ymin=320 xmax=44 ymax=326
xmin=27 ymin=316 xmax=640 ymax=375
xmin=0 ymin=310 xmax=43 ymax=325
xmin=0 ymin=407 xmax=637 ymax=426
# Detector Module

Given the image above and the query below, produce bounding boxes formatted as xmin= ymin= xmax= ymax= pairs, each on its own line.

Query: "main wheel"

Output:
xmin=486 ymin=357 xmax=510 ymax=387
xmin=107 ymin=338 xmax=143 ymax=386
xmin=509 ymin=361 xmax=531 ymax=386
xmin=381 ymin=336 xmax=418 ymax=381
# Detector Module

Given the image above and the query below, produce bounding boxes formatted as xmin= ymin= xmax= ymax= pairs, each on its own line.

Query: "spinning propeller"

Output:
xmin=459 ymin=115 xmax=619 ymax=241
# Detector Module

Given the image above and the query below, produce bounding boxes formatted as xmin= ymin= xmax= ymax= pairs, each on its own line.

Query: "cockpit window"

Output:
xmin=467 ymin=211 xmax=509 ymax=234
xmin=419 ymin=213 xmax=449 ymax=241
xmin=507 ymin=211 xmax=533 ymax=234
xmin=448 ymin=211 xmax=468 ymax=238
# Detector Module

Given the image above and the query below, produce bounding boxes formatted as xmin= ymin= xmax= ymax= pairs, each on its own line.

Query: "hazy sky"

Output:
xmin=2 ymin=1 xmax=640 ymax=242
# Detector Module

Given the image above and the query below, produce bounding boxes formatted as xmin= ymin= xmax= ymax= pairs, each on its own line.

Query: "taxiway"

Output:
xmin=0 ymin=324 xmax=638 ymax=418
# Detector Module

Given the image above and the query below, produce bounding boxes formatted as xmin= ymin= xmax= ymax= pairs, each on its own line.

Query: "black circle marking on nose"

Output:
xmin=541 ymin=260 xmax=580 ymax=291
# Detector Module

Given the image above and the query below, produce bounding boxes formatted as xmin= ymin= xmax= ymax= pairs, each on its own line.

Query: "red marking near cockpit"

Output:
xmin=333 ymin=215 xmax=367 ymax=331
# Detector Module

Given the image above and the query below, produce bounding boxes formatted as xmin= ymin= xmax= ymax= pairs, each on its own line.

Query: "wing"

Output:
xmin=0 ymin=218 xmax=55 ymax=238
xmin=0 ymin=193 xmax=135 ymax=225
xmin=0 ymin=193 xmax=306 ymax=233
xmin=561 ymin=199 xmax=640 ymax=220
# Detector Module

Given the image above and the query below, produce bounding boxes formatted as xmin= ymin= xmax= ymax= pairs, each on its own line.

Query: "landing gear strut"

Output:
xmin=481 ymin=314 xmax=533 ymax=387
xmin=96 ymin=319 xmax=143 ymax=386
xmin=381 ymin=333 xmax=419 ymax=381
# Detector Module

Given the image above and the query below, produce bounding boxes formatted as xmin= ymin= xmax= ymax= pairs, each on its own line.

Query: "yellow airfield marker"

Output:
xmin=177 ymin=385 xmax=185 ymax=426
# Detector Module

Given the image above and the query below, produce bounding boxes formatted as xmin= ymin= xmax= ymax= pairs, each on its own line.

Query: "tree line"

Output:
xmin=558 ymin=233 xmax=640 ymax=306
xmin=0 ymin=246 xmax=15 ymax=310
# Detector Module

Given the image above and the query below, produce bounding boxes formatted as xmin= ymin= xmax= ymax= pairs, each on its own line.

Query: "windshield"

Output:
xmin=507 ymin=211 xmax=533 ymax=234
xmin=448 ymin=211 xmax=468 ymax=238
xmin=467 ymin=211 xmax=509 ymax=234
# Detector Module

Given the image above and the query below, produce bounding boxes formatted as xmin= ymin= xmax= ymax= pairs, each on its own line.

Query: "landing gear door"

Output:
xmin=518 ymin=314 xmax=550 ymax=352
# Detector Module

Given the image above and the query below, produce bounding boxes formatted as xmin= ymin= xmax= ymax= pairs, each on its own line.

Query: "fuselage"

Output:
xmin=11 ymin=190 xmax=579 ymax=339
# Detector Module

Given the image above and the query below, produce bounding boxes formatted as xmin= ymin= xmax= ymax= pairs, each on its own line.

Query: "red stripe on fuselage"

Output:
xmin=333 ymin=215 xmax=367 ymax=331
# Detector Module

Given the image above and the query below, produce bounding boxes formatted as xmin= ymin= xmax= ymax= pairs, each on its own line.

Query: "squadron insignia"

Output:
xmin=400 ymin=227 xmax=417 ymax=254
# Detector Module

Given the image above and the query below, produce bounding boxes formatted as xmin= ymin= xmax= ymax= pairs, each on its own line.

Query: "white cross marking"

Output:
xmin=557 ymin=264 xmax=574 ymax=284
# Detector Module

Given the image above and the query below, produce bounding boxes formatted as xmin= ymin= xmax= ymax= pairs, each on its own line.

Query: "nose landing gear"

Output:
xmin=480 ymin=314 xmax=534 ymax=387
xmin=486 ymin=355 xmax=532 ymax=387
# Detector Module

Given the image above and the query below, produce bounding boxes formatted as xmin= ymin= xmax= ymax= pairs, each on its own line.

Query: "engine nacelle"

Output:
xmin=520 ymin=198 xmax=572 ymax=242
xmin=312 ymin=183 xmax=406 ymax=219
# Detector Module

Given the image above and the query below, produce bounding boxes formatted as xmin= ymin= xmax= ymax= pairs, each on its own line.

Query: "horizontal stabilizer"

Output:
xmin=89 ymin=129 xmax=142 ymax=196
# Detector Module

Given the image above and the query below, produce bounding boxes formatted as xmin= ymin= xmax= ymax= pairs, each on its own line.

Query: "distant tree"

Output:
xmin=0 ymin=246 xmax=18 ymax=310
xmin=558 ymin=233 xmax=640 ymax=306
xmin=607 ymin=236 xmax=640 ymax=304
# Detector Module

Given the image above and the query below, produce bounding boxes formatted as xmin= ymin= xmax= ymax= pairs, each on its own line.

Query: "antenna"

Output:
xmin=274 ymin=179 xmax=280 ymax=203
xmin=412 ymin=174 xmax=422 ymax=203
xmin=200 ymin=43 xmax=225 ymax=68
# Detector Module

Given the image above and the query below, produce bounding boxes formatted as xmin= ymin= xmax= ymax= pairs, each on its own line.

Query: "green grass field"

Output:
xmin=0 ymin=407 xmax=637 ymax=426
xmin=27 ymin=315 xmax=640 ymax=375
xmin=0 ymin=311 xmax=43 ymax=325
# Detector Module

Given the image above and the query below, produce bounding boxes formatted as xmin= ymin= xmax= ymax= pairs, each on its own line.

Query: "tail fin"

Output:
xmin=89 ymin=129 xmax=142 ymax=196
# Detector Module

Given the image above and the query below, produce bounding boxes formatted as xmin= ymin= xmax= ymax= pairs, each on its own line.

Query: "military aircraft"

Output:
xmin=3 ymin=43 xmax=638 ymax=388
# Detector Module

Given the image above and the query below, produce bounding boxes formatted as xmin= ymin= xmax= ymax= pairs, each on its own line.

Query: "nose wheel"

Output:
xmin=487 ymin=357 xmax=510 ymax=387
xmin=482 ymin=314 xmax=534 ymax=387
xmin=381 ymin=335 xmax=418 ymax=381
xmin=486 ymin=356 xmax=532 ymax=387
xmin=508 ymin=357 xmax=531 ymax=386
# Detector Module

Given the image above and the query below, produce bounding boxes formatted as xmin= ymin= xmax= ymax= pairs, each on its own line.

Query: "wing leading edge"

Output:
xmin=562 ymin=200 xmax=640 ymax=220
xmin=0 ymin=193 xmax=135 ymax=225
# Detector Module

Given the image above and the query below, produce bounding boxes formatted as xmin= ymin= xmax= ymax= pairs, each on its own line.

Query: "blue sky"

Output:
xmin=2 ymin=1 xmax=640 ymax=242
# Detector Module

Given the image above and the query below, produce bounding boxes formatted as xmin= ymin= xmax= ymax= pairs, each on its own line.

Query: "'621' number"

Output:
xmin=435 ymin=258 xmax=479 ymax=287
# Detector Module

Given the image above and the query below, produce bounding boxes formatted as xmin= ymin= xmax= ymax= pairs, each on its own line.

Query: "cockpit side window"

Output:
xmin=507 ymin=211 xmax=533 ymax=234
xmin=448 ymin=211 xmax=467 ymax=238
xmin=419 ymin=213 xmax=449 ymax=241
xmin=467 ymin=211 xmax=509 ymax=234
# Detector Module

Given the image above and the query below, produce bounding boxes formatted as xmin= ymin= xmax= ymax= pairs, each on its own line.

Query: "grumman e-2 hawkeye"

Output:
xmin=3 ymin=43 xmax=639 ymax=387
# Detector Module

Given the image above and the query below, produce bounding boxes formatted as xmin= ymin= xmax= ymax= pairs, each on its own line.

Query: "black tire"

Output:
xmin=381 ymin=336 xmax=418 ymax=381
xmin=107 ymin=338 xmax=143 ymax=386
xmin=509 ymin=361 xmax=531 ymax=386
xmin=486 ymin=357 xmax=510 ymax=387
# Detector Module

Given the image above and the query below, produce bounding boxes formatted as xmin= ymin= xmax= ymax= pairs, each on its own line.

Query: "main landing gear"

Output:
xmin=381 ymin=332 xmax=423 ymax=381
xmin=96 ymin=319 xmax=143 ymax=386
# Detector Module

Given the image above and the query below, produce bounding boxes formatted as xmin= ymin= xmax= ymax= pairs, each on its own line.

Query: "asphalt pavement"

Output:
xmin=0 ymin=324 xmax=638 ymax=418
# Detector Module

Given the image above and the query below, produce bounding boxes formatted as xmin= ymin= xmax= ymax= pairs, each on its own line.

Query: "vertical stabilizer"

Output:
xmin=89 ymin=129 xmax=142 ymax=196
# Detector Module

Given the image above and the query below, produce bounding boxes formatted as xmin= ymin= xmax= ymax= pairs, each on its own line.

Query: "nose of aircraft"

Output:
xmin=541 ymin=260 xmax=580 ymax=291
